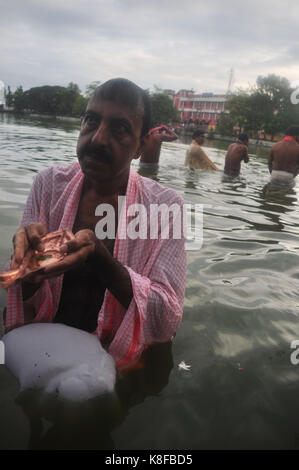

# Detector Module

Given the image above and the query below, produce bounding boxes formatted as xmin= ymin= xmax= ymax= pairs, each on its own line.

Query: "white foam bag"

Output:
xmin=2 ymin=323 xmax=116 ymax=402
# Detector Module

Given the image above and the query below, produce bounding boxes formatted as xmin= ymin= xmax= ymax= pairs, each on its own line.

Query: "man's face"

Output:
xmin=195 ymin=135 xmax=205 ymax=145
xmin=77 ymin=97 xmax=144 ymax=182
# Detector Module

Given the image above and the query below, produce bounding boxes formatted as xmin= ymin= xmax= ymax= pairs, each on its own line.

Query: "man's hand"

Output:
xmin=13 ymin=225 xmax=132 ymax=309
xmin=149 ymin=125 xmax=178 ymax=143
xmin=44 ymin=230 xmax=133 ymax=309
xmin=12 ymin=222 xmax=47 ymax=269
xmin=35 ymin=229 xmax=97 ymax=282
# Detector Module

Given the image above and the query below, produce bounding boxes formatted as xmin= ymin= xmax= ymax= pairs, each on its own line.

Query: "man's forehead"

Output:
xmin=87 ymin=97 xmax=143 ymax=122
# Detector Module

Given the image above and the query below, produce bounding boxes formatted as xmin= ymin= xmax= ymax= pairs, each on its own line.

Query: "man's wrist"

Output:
xmin=90 ymin=238 xmax=133 ymax=308
xmin=89 ymin=239 xmax=116 ymax=285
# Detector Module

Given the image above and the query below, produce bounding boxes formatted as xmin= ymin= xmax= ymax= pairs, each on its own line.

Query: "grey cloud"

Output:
xmin=1 ymin=0 xmax=299 ymax=94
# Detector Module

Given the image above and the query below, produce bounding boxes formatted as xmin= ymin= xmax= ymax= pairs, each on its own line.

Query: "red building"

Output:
xmin=172 ymin=89 xmax=227 ymax=128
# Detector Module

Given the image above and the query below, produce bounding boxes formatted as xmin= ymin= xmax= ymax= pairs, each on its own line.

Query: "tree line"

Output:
xmin=217 ymin=74 xmax=299 ymax=139
xmin=5 ymin=74 xmax=299 ymax=138
xmin=4 ymin=81 xmax=179 ymax=125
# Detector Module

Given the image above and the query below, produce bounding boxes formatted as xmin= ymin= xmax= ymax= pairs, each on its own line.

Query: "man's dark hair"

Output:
xmin=91 ymin=78 xmax=152 ymax=137
xmin=192 ymin=129 xmax=205 ymax=139
xmin=238 ymin=133 xmax=249 ymax=142
xmin=286 ymin=126 xmax=299 ymax=137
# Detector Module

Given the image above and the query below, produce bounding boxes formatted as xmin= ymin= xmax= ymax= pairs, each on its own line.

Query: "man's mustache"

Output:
xmin=84 ymin=145 xmax=113 ymax=164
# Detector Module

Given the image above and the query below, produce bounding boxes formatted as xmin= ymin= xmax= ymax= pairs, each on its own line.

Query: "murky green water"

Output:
xmin=1 ymin=114 xmax=299 ymax=450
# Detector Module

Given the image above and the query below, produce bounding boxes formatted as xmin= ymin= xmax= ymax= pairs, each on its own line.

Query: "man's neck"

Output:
xmin=83 ymin=169 xmax=130 ymax=199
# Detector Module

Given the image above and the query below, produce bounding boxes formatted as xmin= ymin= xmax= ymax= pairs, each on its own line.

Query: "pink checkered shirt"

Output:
xmin=5 ymin=163 xmax=186 ymax=369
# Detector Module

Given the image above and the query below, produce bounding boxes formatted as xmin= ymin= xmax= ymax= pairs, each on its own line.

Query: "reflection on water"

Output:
xmin=1 ymin=114 xmax=299 ymax=449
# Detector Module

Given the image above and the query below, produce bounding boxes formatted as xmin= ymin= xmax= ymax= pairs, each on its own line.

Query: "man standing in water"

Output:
xmin=4 ymin=78 xmax=186 ymax=369
xmin=139 ymin=125 xmax=178 ymax=169
xmin=224 ymin=133 xmax=249 ymax=176
xmin=268 ymin=126 xmax=299 ymax=184
xmin=185 ymin=130 xmax=218 ymax=170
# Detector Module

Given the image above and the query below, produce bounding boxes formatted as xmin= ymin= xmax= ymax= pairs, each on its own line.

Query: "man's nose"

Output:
xmin=91 ymin=122 xmax=110 ymax=146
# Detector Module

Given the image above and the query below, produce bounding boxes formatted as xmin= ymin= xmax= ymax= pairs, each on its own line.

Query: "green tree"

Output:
xmin=13 ymin=84 xmax=85 ymax=116
xmin=226 ymin=92 xmax=251 ymax=130
xmin=256 ymin=74 xmax=290 ymax=106
xmin=22 ymin=86 xmax=67 ymax=115
xmin=72 ymin=94 xmax=88 ymax=117
xmin=58 ymin=82 xmax=82 ymax=116
xmin=225 ymin=90 xmax=265 ymax=136
xmin=85 ymin=81 xmax=101 ymax=98
xmin=255 ymin=74 xmax=294 ymax=138
xmin=67 ymin=82 xmax=80 ymax=95
xmin=216 ymin=112 xmax=235 ymax=136
xmin=5 ymin=86 xmax=14 ymax=107
xmin=224 ymin=74 xmax=299 ymax=140
xmin=150 ymin=92 xmax=180 ymax=125
xmin=13 ymin=86 xmax=26 ymax=112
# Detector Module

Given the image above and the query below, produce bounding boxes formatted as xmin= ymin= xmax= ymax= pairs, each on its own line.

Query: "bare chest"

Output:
xmin=72 ymin=195 xmax=118 ymax=254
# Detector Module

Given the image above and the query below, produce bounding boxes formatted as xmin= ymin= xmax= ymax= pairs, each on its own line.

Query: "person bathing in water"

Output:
xmin=185 ymin=130 xmax=218 ymax=171
xmin=224 ymin=133 xmax=249 ymax=176
xmin=268 ymin=126 xmax=299 ymax=185
xmin=139 ymin=125 xmax=178 ymax=169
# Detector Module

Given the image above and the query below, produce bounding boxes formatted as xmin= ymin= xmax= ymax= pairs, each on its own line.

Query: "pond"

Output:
xmin=1 ymin=114 xmax=299 ymax=450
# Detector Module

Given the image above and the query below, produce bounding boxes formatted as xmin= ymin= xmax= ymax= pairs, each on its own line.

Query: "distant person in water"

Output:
xmin=224 ymin=133 xmax=249 ymax=176
xmin=139 ymin=125 xmax=178 ymax=168
xmin=268 ymin=126 xmax=299 ymax=184
xmin=185 ymin=130 xmax=218 ymax=170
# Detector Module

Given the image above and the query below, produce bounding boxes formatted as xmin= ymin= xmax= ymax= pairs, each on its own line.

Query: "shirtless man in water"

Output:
xmin=6 ymin=79 xmax=186 ymax=365
xmin=268 ymin=126 xmax=299 ymax=184
xmin=224 ymin=133 xmax=249 ymax=176
xmin=139 ymin=125 xmax=178 ymax=169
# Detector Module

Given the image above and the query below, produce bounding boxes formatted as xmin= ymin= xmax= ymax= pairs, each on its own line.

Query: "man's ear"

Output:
xmin=133 ymin=135 xmax=146 ymax=160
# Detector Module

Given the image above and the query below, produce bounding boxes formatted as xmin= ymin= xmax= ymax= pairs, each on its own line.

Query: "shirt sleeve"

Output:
xmin=4 ymin=172 xmax=57 ymax=331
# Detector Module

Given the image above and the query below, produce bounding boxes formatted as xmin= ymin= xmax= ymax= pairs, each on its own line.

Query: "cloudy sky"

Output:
xmin=1 ymin=0 xmax=299 ymax=95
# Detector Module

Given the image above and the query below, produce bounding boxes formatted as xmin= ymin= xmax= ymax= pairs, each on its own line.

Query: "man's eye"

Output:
xmin=116 ymin=125 xmax=126 ymax=133
xmin=112 ymin=122 xmax=130 ymax=135
xmin=82 ymin=115 xmax=98 ymax=127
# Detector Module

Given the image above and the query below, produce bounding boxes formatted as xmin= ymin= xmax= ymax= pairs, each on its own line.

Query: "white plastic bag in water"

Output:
xmin=2 ymin=323 xmax=116 ymax=402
